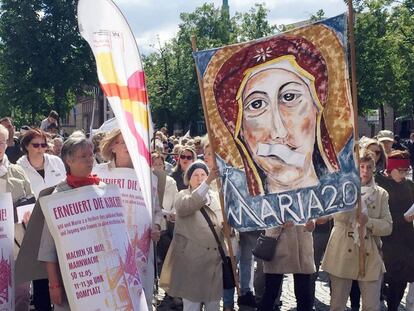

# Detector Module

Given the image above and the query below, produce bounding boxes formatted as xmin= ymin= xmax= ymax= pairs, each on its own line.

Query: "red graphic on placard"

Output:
xmin=0 ymin=253 xmax=11 ymax=305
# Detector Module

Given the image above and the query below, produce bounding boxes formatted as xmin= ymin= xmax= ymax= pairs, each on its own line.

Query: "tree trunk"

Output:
xmin=379 ymin=103 xmax=385 ymax=130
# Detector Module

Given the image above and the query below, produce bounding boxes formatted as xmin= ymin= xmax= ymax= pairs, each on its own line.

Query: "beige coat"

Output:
xmin=0 ymin=164 xmax=34 ymax=259
xmin=160 ymin=187 xmax=224 ymax=302
xmin=263 ymin=225 xmax=316 ymax=275
xmin=321 ymin=184 xmax=392 ymax=281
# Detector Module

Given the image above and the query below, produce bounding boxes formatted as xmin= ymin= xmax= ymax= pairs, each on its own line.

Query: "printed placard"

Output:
xmin=40 ymin=184 xmax=148 ymax=311
xmin=0 ymin=193 xmax=14 ymax=311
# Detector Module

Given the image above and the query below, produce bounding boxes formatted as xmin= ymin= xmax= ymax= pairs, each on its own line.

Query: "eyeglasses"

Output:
xmin=31 ymin=143 xmax=48 ymax=148
xmin=180 ymin=155 xmax=193 ymax=160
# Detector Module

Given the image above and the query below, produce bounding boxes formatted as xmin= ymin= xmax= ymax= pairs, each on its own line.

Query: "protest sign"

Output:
xmin=0 ymin=193 xmax=13 ymax=310
xmin=16 ymin=203 xmax=35 ymax=224
xmin=93 ymin=166 xmax=152 ymax=266
xmin=193 ymin=14 xmax=360 ymax=231
xmin=40 ymin=184 xmax=148 ymax=311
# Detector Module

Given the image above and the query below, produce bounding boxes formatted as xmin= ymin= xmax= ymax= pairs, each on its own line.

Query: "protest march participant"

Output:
xmin=203 ymin=140 xmax=239 ymax=311
xmin=171 ymin=146 xmax=196 ymax=191
xmin=0 ymin=117 xmax=24 ymax=163
xmin=160 ymin=161 xmax=223 ymax=311
xmin=0 ymin=124 xmax=34 ymax=311
xmin=376 ymin=150 xmax=414 ymax=311
xmin=151 ymin=152 xmax=178 ymax=265
xmin=365 ymin=138 xmax=387 ymax=173
xmin=322 ymin=150 xmax=392 ymax=311
xmin=38 ymin=132 xmax=100 ymax=310
xmin=95 ymin=128 xmax=162 ymax=309
xmin=376 ymin=130 xmax=394 ymax=156
xmin=40 ymin=110 xmax=59 ymax=131
xmin=259 ymin=220 xmax=316 ymax=311
xmin=17 ymin=128 xmax=66 ymax=198
xmin=17 ymin=128 xmax=66 ymax=311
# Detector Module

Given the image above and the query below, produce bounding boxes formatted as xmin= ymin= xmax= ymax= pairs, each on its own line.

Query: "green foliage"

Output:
xmin=310 ymin=9 xmax=326 ymax=22
xmin=233 ymin=3 xmax=277 ymax=41
xmin=354 ymin=0 xmax=414 ymax=119
xmin=144 ymin=2 xmax=277 ymax=129
xmin=0 ymin=0 xmax=96 ymax=126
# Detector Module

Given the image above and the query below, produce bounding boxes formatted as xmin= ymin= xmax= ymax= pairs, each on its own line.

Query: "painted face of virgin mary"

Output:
xmin=240 ymin=64 xmax=318 ymax=192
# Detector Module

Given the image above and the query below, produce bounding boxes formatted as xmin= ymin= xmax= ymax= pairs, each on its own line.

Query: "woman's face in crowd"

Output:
xmin=152 ymin=157 xmax=164 ymax=172
xmin=67 ymin=145 xmax=94 ymax=177
xmin=360 ymin=161 xmax=374 ymax=185
xmin=112 ymin=134 xmax=130 ymax=161
xmin=367 ymin=144 xmax=381 ymax=164
xmin=27 ymin=135 xmax=48 ymax=159
xmin=390 ymin=167 xmax=409 ymax=183
xmin=189 ymin=168 xmax=208 ymax=189
xmin=179 ymin=150 xmax=194 ymax=172
xmin=241 ymin=68 xmax=318 ymax=187
xmin=204 ymin=146 xmax=214 ymax=170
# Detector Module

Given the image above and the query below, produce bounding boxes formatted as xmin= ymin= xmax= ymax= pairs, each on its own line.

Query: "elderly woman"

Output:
xmin=0 ymin=124 xmax=34 ymax=311
xmin=160 ymin=161 xmax=222 ymax=311
xmin=16 ymin=128 xmax=66 ymax=310
xmin=171 ymin=146 xmax=196 ymax=191
xmin=376 ymin=150 xmax=414 ymax=311
xmin=38 ymin=132 xmax=100 ymax=311
xmin=93 ymin=128 xmax=162 ymax=309
xmin=321 ymin=150 xmax=392 ymax=310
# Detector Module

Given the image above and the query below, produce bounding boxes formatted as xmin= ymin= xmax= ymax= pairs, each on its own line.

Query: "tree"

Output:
xmin=354 ymin=0 xmax=405 ymax=128
xmin=233 ymin=3 xmax=277 ymax=41
xmin=0 ymin=0 xmax=96 ymax=125
xmin=144 ymin=3 xmax=276 ymax=131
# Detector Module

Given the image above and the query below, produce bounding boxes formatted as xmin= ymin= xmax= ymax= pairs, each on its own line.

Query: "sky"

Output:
xmin=113 ymin=0 xmax=348 ymax=55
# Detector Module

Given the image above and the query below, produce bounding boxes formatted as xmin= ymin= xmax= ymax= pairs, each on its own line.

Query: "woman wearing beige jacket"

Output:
xmin=160 ymin=161 xmax=222 ymax=311
xmin=322 ymin=151 xmax=392 ymax=310
xmin=259 ymin=220 xmax=316 ymax=310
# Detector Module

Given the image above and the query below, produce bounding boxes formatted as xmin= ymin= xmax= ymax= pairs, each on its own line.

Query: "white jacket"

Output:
xmin=16 ymin=154 xmax=66 ymax=198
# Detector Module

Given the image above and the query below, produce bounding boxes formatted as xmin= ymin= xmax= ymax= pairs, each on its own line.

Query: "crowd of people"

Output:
xmin=3 ymin=110 xmax=414 ymax=311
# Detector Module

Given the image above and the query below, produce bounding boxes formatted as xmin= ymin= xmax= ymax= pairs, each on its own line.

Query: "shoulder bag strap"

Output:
xmin=200 ymin=207 xmax=227 ymax=262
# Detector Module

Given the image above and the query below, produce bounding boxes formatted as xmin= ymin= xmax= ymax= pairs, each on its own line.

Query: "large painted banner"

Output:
xmin=40 ymin=184 xmax=148 ymax=311
xmin=0 ymin=193 xmax=13 ymax=311
xmin=78 ymin=0 xmax=153 ymax=221
xmin=193 ymin=14 xmax=360 ymax=231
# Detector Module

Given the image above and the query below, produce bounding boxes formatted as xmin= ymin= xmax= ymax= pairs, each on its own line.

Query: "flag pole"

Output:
xmin=348 ymin=1 xmax=365 ymax=277
xmin=191 ymin=35 xmax=240 ymax=295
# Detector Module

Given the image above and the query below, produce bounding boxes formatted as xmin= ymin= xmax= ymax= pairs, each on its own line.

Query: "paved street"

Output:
xmin=154 ymin=271 xmax=410 ymax=310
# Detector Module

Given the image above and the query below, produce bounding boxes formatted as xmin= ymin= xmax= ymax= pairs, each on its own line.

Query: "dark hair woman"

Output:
xmin=376 ymin=150 xmax=414 ymax=311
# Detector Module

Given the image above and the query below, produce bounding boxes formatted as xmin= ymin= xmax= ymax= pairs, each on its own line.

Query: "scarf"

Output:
xmin=66 ymin=174 xmax=100 ymax=188
xmin=0 ymin=154 xmax=10 ymax=177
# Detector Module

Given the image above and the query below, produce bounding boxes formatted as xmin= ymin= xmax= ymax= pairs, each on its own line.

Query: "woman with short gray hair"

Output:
xmin=38 ymin=132 xmax=102 ymax=311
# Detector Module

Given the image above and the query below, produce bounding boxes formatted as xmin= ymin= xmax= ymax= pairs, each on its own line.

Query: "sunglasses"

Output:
xmin=372 ymin=150 xmax=381 ymax=155
xmin=31 ymin=143 xmax=48 ymax=148
xmin=180 ymin=155 xmax=193 ymax=160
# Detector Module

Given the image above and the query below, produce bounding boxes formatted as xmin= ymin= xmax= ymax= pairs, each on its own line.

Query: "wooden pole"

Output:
xmin=348 ymin=1 xmax=366 ymax=278
xmin=191 ymin=35 xmax=241 ymax=295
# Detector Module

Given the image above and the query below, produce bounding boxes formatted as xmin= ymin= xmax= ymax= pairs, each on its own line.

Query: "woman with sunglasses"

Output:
xmin=171 ymin=147 xmax=196 ymax=191
xmin=365 ymin=138 xmax=387 ymax=173
xmin=16 ymin=128 xmax=66 ymax=311
xmin=376 ymin=150 xmax=414 ymax=311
